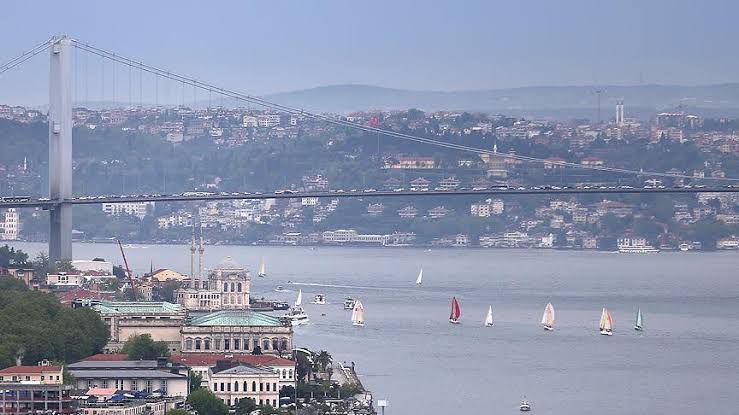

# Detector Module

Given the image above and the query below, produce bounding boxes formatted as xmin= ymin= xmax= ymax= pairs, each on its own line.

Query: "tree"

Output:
xmin=315 ymin=350 xmax=332 ymax=372
xmin=186 ymin=388 xmax=229 ymax=415
xmin=235 ymin=397 xmax=257 ymax=415
xmin=121 ymin=334 xmax=170 ymax=360
xmin=189 ymin=372 xmax=203 ymax=392
xmin=0 ymin=245 xmax=29 ymax=268
xmin=251 ymin=345 xmax=263 ymax=356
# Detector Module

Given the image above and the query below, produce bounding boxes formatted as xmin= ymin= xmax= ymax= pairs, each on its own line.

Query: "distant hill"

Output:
xmin=263 ymin=83 xmax=739 ymax=117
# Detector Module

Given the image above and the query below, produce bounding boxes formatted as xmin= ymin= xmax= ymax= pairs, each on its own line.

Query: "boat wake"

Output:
xmin=289 ymin=282 xmax=394 ymax=291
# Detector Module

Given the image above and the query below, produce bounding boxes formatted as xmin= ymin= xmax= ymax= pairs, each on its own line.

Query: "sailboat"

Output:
xmin=541 ymin=302 xmax=555 ymax=331
xmin=258 ymin=257 xmax=267 ymax=278
xmin=351 ymin=300 xmax=365 ymax=327
xmin=416 ymin=269 xmax=423 ymax=286
xmin=449 ymin=296 xmax=461 ymax=324
xmin=599 ymin=307 xmax=614 ymax=335
xmin=634 ymin=308 xmax=643 ymax=331
xmin=484 ymin=305 xmax=493 ymax=327
xmin=283 ymin=289 xmax=308 ymax=326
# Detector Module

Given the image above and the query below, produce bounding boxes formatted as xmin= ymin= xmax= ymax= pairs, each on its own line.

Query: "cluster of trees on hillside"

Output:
xmin=0 ymin=276 xmax=109 ymax=368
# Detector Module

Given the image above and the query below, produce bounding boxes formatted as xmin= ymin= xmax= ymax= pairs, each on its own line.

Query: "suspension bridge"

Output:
xmin=1 ymin=35 xmax=738 ymax=261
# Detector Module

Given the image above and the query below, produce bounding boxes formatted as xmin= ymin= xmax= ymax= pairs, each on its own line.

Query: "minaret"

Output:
xmin=189 ymin=234 xmax=196 ymax=284
xmin=198 ymin=235 xmax=205 ymax=281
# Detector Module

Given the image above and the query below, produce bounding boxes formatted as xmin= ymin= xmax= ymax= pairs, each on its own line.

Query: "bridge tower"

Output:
xmin=48 ymin=36 xmax=73 ymax=262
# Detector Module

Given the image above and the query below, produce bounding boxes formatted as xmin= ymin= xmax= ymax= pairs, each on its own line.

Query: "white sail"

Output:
xmin=484 ymin=305 xmax=493 ymax=327
xmin=600 ymin=307 xmax=613 ymax=331
xmin=351 ymin=300 xmax=365 ymax=326
xmin=635 ymin=308 xmax=643 ymax=329
xmin=541 ymin=303 xmax=555 ymax=327
xmin=259 ymin=257 xmax=266 ymax=276
xmin=416 ymin=269 xmax=423 ymax=285
xmin=295 ymin=289 xmax=303 ymax=307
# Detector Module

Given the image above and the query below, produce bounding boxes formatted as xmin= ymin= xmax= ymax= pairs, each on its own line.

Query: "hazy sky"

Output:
xmin=1 ymin=0 xmax=738 ymax=105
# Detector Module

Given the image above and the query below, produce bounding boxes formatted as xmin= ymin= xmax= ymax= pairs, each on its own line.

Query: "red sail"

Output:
xmin=450 ymin=296 xmax=461 ymax=320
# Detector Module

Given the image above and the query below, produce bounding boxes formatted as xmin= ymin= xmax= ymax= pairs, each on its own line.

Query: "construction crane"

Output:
xmin=117 ymin=240 xmax=137 ymax=301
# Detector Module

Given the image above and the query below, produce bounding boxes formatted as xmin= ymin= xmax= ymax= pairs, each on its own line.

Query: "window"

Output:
xmin=243 ymin=337 xmax=250 ymax=351
xmin=266 ymin=383 xmax=270 ymax=392
xmin=288 ymin=369 xmax=293 ymax=379
xmin=263 ymin=339 xmax=270 ymax=350
xmin=145 ymin=380 xmax=153 ymax=393
xmin=234 ymin=339 xmax=240 ymax=350
xmin=252 ymin=381 xmax=256 ymax=392
xmin=272 ymin=338 xmax=279 ymax=350
xmin=234 ymin=381 xmax=238 ymax=392
xmin=224 ymin=283 xmax=228 ymax=292
xmin=259 ymin=382 xmax=263 ymax=392
xmin=160 ymin=380 xmax=167 ymax=394
xmin=224 ymin=339 xmax=230 ymax=350
xmin=227 ymin=383 xmax=231 ymax=392
xmin=185 ymin=338 xmax=193 ymax=350
xmin=213 ymin=383 xmax=217 ymax=391
xmin=102 ymin=379 xmax=108 ymax=388
xmin=280 ymin=338 xmax=289 ymax=351
xmin=243 ymin=381 xmax=248 ymax=392
xmin=195 ymin=339 xmax=202 ymax=350
xmin=273 ymin=383 xmax=277 ymax=391
xmin=41 ymin=376 xmax=45 ymax=381
xmin=272 ymin=400 xmax=277 ymax=407
xmin=237 ymin=282 xmax=242 ymax=292
xmin=87 ymin=380 xmax=94 ymax=389
xmin=205 ymin=339 xmax=211 ymax=350
xmin=220 ymin=382 xmax=225 ymax=392
xmin=131 ymin=380 xmax=137 ymax=390
xmin=282 ymin=369 xmax=286 ymax=379
xmin=231 ymin=282 xmax=235 ymax=292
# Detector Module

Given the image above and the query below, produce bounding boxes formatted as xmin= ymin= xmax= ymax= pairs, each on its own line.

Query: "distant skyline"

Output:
xmin=1 ymin=0 xmax=739 ymax=106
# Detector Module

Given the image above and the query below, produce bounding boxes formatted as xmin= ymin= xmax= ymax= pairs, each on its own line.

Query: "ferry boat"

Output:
xmin=312 ymin=294 xmax=326 ymax=305
xmin=599 ymin=307 xmax=614 ymax=336
xmin=519 ymin=399 xmax=531 ymax=412
xmin=541 ymin=302 xmax=555 ymax=331
xmin=449 ymin=296 xmax=461 ymax=324
xmin=351 ymin=300 xmax=365 ymax=327
xmin=343 ymin=297 xmax=356 ymax=310
xmin=679 ymin=243 xmax=690 ymax=252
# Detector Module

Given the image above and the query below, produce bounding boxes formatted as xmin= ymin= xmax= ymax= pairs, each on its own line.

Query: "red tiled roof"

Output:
xmin=0 ymin=365 xmax=62 ymax=374
xmin=80 ymin=353 xmax=129 ymax=362
xmin=169 ymin=353 xmax=294 ymax=368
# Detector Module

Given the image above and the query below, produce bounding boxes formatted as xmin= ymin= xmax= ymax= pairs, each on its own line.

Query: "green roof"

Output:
xmin=93 ymin=301 xmax=184 ymax=314
xmin=188 ymin=310 xmax=284 ymax=327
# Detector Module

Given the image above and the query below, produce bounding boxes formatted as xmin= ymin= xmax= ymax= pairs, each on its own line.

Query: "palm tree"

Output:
xmin=315 ymin=350 xmax=332 ymax=372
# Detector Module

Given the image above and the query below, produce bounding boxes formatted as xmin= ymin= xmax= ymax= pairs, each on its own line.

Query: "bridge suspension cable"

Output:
xmin=0 ymin=37 xmax=53 ymax=76
xmin=66 ymin=38 xmax=739 ymax=183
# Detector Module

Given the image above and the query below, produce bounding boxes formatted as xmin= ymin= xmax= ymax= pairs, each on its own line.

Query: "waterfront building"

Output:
xmin=0 ymin=363 xmax=75 ymax=415
xmin=0 ymin=208 xmax=20 ymax=240
xmin=175 ymin=257 xmax=251 ymax=312
xmin=181 ymin=311 xmax=293 ymax=356
xmin=92 ymin=301 xmax=187 ymax=353
xmin=68 ymin=360 xmax=188 ymax=397
xmin=208 ymin=363 xmax=281 ymax=407
xmin=170 ymin=353 xmax=295 ymax=392
xmin=78 ymin=399 xmax=169 ymax=415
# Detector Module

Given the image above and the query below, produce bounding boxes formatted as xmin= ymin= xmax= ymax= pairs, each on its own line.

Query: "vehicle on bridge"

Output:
xmin=0 ymin=196 xmax=31 ymax=203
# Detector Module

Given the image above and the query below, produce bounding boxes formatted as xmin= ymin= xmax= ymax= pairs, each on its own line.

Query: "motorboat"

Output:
xmin=312 ymin=294 xmax=326 ymax=305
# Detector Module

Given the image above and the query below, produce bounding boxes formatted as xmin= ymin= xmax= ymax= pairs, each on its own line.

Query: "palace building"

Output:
xmin=175 ymin=257 xmax=251 ymax=311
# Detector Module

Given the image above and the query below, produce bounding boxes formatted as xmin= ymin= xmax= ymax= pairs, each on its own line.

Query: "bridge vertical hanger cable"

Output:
xmin=68 ymin=39 xmax=739 ymax=182
xmin=139 ymin=64 xmax=143 ymax=108
xmin=101 ymin=55 xmax=105 ymax=105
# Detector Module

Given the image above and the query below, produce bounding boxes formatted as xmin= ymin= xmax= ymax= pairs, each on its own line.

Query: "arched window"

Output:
xmin=281 ymin=369 xmax=286 ymax=379
xmin=195 ymin=339 xmax=201 ymax=350
xmin=288 ymin=369 xmax=294 ymax=379
xmin=234 ymin=381 xmax=238 ymax=392
xmin=243 ymin=381 xmax=248 ymax=392
xmin=185 ymin=338 xmax=193 ymax=350
xmin=259 ymin=382 xmax=264 ymax=392
xmin=272 ymin=338 xmax=279 ymax=350
xmin=263 ymin=339 xmax=270 ymax=350
xmin=237 ymin=282 xmax=242 ymax=292
xmin=252 ymin=381 xmax=256 ymax=392
xmin=231 ymin=282 xmax=235 ymax=292
xmin=223 ymin=283 xmax=228 ymax=292
xmin=280 ymin=338 xmax=289 ymax=351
